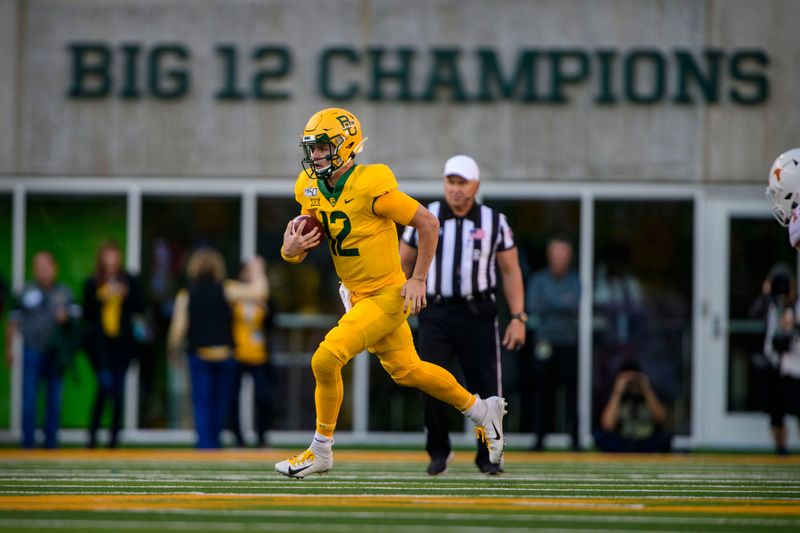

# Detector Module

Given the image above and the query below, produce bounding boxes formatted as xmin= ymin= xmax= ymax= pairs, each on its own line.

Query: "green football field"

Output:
xmin=0 ymin=449 xmax=798 ymax=532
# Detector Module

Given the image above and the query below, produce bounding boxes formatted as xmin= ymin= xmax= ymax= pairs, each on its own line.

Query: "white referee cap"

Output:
xmin=443 ymin=155 xmax=480 ymax=181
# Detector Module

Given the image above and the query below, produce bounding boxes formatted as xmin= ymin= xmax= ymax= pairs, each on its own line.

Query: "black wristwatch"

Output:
xmin=510 ymin=312 xmax=528 ymax=323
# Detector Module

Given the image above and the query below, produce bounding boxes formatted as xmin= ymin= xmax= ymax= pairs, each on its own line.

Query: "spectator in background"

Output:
xmin=594 ymin=359 xmax=671 ymax=452
xmin=228 ymin=261 xmax=273 ymax=447
xmin=83 ymin=241 xmax=143 ymax=449
xmin=167 ymin=249 xmax=266 ymax=449
xmin=6 ymin=252 xmax=78 ymax=448
xmin=750 ymin=263 xmax=798 ymax=454
xmin=526 ymin=235 xmax=581 ymax=451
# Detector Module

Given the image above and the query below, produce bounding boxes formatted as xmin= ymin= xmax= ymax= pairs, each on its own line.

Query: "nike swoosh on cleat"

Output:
xmin=287 ymin=464 xmax=313 ymax=477
xmin=490 ymin=421 xmax=501 ymax=440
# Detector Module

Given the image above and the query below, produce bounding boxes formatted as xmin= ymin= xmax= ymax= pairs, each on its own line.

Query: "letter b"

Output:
xmin=67 ymin=43 xmax=112 ymax=98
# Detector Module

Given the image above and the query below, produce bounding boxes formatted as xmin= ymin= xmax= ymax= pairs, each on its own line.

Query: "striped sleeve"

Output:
xmin=496 ymin=213 xmax=515 ymax=251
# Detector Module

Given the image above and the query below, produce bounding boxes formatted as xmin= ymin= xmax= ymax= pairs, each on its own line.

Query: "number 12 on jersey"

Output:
xmin=320 ymin=211 xmax=360 ymax=257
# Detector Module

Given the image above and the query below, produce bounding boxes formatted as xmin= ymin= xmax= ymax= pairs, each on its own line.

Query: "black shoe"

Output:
xmin=478 ymin=462 xmax=504 ymax=476
xmin=426 ymin=451 xmax=454 ymax=476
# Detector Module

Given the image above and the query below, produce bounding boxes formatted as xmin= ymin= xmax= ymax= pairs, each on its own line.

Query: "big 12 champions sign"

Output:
xmin=66 ymin=43 xmax=769 ymax=105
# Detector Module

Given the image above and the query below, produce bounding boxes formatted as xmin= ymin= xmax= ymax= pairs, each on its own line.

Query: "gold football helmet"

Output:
xmin=300 ymin=108 xmax=366 ymax=179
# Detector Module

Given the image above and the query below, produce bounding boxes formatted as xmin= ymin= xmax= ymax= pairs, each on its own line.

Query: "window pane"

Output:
xmin=0 ymin=194 xmax=11 ymax=428
xmin=727 ymin=217 xmax=796 ymax=412
xmin=25 ymin=194 xmax=127 ymax=429
xmin=139 ymin=196 xmax=240 ymax=429
xmin=488 ymin=199 xmax=581 ymax=435
xmin=593 ymin=200 xmax=693 ymax=435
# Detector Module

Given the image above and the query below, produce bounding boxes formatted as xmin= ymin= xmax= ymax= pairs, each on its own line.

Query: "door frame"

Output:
xmin=697 ymin=195 xmax=799 ymax=448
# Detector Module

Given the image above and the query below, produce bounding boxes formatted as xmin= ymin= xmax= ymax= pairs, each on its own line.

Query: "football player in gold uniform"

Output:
xmin=276 ymin=108 xmax=507 ymax=478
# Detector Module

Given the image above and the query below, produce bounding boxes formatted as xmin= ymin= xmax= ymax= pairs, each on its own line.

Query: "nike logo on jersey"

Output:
xmin=344 ymin=198 xmax=354 ymax=204
xmin=287 ymin=464 xmax=313 ymax=477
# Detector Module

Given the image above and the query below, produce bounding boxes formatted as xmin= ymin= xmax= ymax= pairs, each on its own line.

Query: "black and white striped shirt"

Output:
xmin=401 ymin=200 xmax=515 ymax=298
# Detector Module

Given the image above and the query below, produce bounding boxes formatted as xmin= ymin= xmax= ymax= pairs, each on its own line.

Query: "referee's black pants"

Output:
xmin=417 ymin=299 xmax=500 ymax=468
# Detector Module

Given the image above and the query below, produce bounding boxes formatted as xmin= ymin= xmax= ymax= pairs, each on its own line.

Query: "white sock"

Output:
xmin=310 ymin=432 xmax=333 ymax=455
xmin=463 ymin=395 xmax=488 ymax=425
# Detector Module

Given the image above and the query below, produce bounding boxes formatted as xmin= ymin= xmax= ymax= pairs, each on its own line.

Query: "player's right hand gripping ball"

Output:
xmin=292 ymin=214 xmax=325 ymax=250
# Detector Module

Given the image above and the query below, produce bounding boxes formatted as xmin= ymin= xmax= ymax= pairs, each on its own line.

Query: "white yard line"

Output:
xmin=1 ymin=489 xmax=799 ymax=501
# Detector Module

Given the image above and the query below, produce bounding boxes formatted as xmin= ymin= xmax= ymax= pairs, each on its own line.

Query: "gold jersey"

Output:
xmin=294 ymin=163 xmax=413 ymax=295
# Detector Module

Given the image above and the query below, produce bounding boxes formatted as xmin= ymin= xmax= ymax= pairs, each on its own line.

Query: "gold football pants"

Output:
xmin=312 ymin=284 xmax=476 ymax=437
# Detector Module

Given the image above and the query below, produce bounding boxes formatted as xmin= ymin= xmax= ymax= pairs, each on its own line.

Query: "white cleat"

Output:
xmin=275 ymin=448 xmax=333 ymax=478
xmin=474 ymin=396 xmax=507 ymax=464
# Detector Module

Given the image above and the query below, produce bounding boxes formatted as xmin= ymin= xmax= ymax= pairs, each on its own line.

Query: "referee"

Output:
xmin=399 ymin=154 xmax=526 ymax=475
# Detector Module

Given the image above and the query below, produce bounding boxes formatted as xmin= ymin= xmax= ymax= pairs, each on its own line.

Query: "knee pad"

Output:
xmin=311 ymin=346 xmax=344 ymax=382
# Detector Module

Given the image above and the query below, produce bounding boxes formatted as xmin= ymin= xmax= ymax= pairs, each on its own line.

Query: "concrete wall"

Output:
xmin=0 ymin=0 xmax=18 ymax=173
xmin=4 ymin=0 xmax=799 ymax=182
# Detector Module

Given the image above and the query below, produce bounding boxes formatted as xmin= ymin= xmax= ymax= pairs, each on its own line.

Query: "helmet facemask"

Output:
xmin=301 ymin=134 xmax=345 ymax=180
xmin=766 ymin=184 xmax=798 ymax=227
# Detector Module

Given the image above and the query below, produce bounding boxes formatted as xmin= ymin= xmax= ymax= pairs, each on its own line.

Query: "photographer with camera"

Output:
xmin=593 ymin=358 xmax=672 ymax=452
xmin=750 ymin=264 xmax=800 ymax=455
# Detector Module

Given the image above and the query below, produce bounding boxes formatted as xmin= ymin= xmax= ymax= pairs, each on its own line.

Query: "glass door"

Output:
xmin=700 ymin=198 xmax=798 ymax=447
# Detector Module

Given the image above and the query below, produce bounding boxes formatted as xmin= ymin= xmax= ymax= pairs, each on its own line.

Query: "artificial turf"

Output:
xmin=0 ymin=449 xmax=798 ymax=532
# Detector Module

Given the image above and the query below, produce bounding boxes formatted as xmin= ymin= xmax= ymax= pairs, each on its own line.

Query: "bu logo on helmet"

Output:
xmin=336 ymin=115 xmax=357 ymax=136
